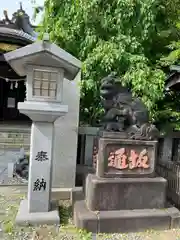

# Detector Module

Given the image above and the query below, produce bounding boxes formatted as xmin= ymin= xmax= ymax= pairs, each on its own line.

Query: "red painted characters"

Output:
xmin=107 ymin=148 xmax=150 ymax=169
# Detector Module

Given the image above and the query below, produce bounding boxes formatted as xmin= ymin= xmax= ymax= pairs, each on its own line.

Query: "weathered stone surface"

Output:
xmin=99 ymin=131 xmax=128 ymax=139
xmin=27 ymin=122 xmax=54 ymax=213
xmin=96 ymin=136 xmax=158 ymax=178
xmin=71 ymin=187 xmax=84 ymax=208
xmin=85 ymin=174 xmax=167 ymax=211
xmin=52 ymin=74 xmax=80 ymax=188
xmin=16 ymin=199 xmax=60 ymax=226
xmin=73 ymin=200 xmax=180 ymax=233
xmin=165 ymin=207 xmax=180 ymax=228
xmin=98 ymin=208 xmax=170 ymax=233
xmin=73 ymin=200 xmax=98 ymax=233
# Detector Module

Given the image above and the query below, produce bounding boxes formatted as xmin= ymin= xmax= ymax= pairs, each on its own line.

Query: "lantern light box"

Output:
xmin=26 ymin=65 xmax=64 ymax=102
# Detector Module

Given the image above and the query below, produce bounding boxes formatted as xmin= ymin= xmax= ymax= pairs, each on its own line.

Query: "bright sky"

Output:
xmin=0 ymin=0 xmax=44 ymax=24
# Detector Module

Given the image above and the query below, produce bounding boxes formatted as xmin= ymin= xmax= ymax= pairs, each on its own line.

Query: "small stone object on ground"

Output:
xmin=8 ymin=162 xmax=14 ymax=178
xmin=92 ymin=233 xmax=96 ymax=239
xmin=15 ymin=154 xmax=29 ymax=180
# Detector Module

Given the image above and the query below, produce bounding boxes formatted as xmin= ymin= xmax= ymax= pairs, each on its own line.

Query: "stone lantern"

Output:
xmin=4 ymin=34 xmax=81 ymax=225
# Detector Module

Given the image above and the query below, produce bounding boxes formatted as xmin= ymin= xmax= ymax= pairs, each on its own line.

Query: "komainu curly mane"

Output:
xmin=100 ymin=74 xmax=159 ymax=140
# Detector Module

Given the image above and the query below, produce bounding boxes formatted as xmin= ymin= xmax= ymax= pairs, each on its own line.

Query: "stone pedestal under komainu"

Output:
xmin=74 ymin=133 xmax=180 ymax=233
xmin=73 ymin=74 xmax=180 ymax=233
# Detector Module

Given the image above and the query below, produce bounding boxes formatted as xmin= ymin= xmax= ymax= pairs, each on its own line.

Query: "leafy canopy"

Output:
xmin=38 ymin=0 xmax=180 ymax=125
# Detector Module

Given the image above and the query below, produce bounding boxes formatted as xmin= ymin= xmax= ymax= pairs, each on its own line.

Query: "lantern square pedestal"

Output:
xmin=15 ymin=103 xmax=68 ymax=226
xmin=15 ymin=199 xmax=60 ymax=226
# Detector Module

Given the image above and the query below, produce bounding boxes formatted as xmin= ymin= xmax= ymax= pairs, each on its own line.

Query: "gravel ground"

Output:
xmin=0 ymin=187 xmax=180 ymax=239
xmin=0 ymin=168 xmax=28 ymax=185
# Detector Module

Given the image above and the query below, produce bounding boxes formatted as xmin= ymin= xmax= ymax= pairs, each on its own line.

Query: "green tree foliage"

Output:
xmin=156 ymin=8 xmax=180 ymax=131
xmin=161 ymin=3 xmax=180 ymax=67
xmin=38 ymin=0 xmax=179 ymax=126
xmin=154 ymin=91 xmax=180 ymax=131
xmin=162 ymin=39 xmax=180 ymax=66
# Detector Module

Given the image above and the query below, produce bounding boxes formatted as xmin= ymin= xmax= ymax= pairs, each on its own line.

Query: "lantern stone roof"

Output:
xmin=165 ymin=65 xmax=180 ymax=91
xmin=4 ymin=37 xmax=82 ymax=81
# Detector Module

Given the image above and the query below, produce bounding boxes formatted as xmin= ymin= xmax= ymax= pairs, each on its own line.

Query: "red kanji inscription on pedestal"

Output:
xmin=107 ymin=148 xmax=150 ymax=170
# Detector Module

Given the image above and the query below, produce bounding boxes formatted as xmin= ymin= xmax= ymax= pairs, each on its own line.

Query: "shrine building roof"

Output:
xmin=0 ymin=3 xmax=37 ymax=48
xmin=165 ymin=65 xmax=180 ymax=91
xmin=0 ymin=3 xmax=37 ymax=80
